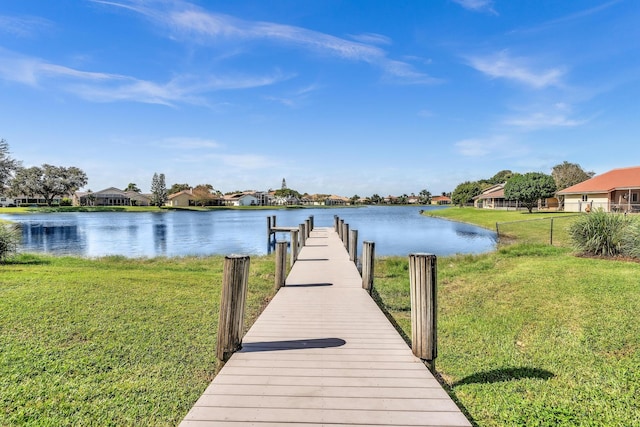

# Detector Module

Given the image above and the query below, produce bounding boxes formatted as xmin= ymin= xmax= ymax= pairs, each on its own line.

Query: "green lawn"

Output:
xmin=0 ymin=254 xmax=276 ymax=426
xmin=374 ymin=207 xmax=640 ymax=426
xmin=3 ymin=207 xmax=639 ymax=426
xmin=424 ymin=207 xmax=580 ymax=246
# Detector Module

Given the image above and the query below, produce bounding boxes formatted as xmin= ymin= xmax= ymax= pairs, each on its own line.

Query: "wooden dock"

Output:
xmin=180 ymin=226 xmax=471 ymax=426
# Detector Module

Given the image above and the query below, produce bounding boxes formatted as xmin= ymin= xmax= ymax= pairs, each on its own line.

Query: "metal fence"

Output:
xmin=495 ymin=215 xmax=582 ymax=247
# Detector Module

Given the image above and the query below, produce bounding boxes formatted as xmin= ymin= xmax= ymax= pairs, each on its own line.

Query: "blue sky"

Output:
xmin=1 ymin=0 xmax=638 ymax=196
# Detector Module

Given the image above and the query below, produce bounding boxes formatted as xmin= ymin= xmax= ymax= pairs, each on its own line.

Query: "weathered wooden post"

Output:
xmin=267 ymin=216 xmax=272 ymax=242
xmin=305 ymin=219 xmax=311 ymax=238
xmin=272 ymin=215 xmax=277 ymax=227
xmin=343 ymin=223 xmax=349 ymax=248
xmin=409 ymin=253 xmax=437 ymax=372
xmin=216 ymin=255 xmax=250 ymax=363
xmin=334 ymin=215 xmax=339 ymax=232
xmin=349 ymin=229 xmax=358 ymax=263
xmin=309 ymin=215 xmax=314 ymax=231
xmin=299 ymin=223 xmax=306 ymax=247
xmin=290 ymin=229 xmax=299 ymax=267
xmin=275 ymin=241 xmax=287 ymax=290
xmin=338 ymin=219 xmax=344 ymax=240
xmin=362 ymin=241 xmax=375 ymax=293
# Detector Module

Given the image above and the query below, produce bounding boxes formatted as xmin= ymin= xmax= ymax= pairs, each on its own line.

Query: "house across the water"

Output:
xmin=557 ymin=166 xmax=640 ymax=213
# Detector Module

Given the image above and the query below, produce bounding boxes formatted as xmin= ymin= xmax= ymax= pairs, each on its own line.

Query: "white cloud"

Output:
xmin=176 ymin=152 xmax=276 ymax=170
xmin=503 ymin=103 xmax=587 ymax=130
xmin=452 ymin=0 xmax=498 ymax=15
xmin=466 ymin=50 xmax=564 ymax=88
xmin=0 ymin=48 xmax=288 ymax=105
xmin=97 ymin=0 xmax=438 ymax=84
xmin=455 ymin=135 xmax=528 ymax=158
xmin=504 ymin=112 xmax=585 ymax=130
xmin=160 ymin=137 xmax=221 ymax=149
xmin=349 ymin=33 xmax=392 ymax=46
xmin=0 ymin=15 xmax=53 ymax=38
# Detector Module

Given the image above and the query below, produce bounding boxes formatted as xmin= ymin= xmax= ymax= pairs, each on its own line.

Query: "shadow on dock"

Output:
xmin=240 ymin=338 xmax=346 ymax=352
xmin=285 ymin=282 xmax=333 ymax=287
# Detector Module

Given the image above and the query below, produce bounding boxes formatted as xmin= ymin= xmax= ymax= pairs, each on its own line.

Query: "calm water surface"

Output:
xmin=0 ymin=206 xmax=496 ymax=258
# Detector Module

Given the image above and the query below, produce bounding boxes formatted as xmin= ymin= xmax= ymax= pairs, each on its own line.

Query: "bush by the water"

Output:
xmin=0 ymin=222 xmax=20 ymax=262
xmin=568 ymin=209 xmax=638 ymax=257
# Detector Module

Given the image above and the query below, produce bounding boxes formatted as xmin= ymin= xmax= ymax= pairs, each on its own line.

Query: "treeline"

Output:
xmin=451 ymin=162 xmax=595 ymax=212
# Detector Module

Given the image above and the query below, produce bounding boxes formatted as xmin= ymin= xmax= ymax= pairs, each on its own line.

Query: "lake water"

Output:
xmin=0 ymin=206 xmax=496 ymax=258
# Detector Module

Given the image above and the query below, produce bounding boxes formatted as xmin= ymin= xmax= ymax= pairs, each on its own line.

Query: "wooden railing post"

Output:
xmin=349 ymin=229 xmax=358 ymax=263
xmin=275 ymin=241 xmax=287 ymax=291
xmin=216 ymin=255 xmax=250 ymax=363
xmin=267 ymin=216 xmax=272 ymax=242
xmin=299 ymin=223 xmax=306 ymax=247
xmin=343 ymin=223 xmax=349 ymax=248
xmin=409 ymin=253 xmax=437 ymax=372
xmin=305 ymin=219 xmax=311 ymax=238
xmin=290 ymin=230 xmax=298 ymax=267
xmin=338 ymin=219 xmax=344 ymax=240
xmin=309 ymin=215 xmax=314 ymax=231
xmin=272 ymin=215 xmax=277 ymax=227
xmin=334 ymin=215 xmax=339 ymax=232
xmin=362 ymin=241 xmax=375 ymax=293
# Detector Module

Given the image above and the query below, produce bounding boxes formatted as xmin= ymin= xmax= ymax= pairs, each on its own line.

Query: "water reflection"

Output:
xmin=1 ymin=206 xmax=496 ymax=258
xmin=154 ymin=223 xmax=167 ymax=254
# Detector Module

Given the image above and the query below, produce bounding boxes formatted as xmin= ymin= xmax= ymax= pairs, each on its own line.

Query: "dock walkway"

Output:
xmin=180 ymin=227 xmax=471 ymax=426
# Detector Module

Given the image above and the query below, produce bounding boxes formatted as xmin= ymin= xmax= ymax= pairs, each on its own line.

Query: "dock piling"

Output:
xmin=275 ymin=241 xmax=287 ymax=290
xmin=409 ymin=253 xmax=438 ymax=372
xmin=216 ymin=255 xmax=250 ymax=363
xmin=290 ymin=230 xmax=299 ymax=267
xmin=361 ymin=241 xmax=375 ymax=293
xmin=349 ymin=229 xmax=358 ymax=263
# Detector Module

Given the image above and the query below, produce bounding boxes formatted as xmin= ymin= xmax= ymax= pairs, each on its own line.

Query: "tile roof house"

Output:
xmin=167 ymin=189 xmax=195 ymax=207
xmin=557 ymin=166 xmax=640 ymax=212
xmin=75 ymin=187 xmax=152 ymax=206
xmin=473 ymin=183 xmax=558 ymax=211
xmin=431 ymin=195 xmax=451 ymax=205
xmin=473 ymin=184 xmax=512 ymax=209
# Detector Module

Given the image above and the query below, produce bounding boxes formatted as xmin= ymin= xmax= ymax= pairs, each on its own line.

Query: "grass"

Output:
xmin=374 ymin=207 xmax=640 ymax=426
xmin=4 ymin=206 xmax=639 ymax=426
xmin=0 ymin=254 xmax=277 ymax=426
xmin=424 ymin=207 xmax=579 ymax=246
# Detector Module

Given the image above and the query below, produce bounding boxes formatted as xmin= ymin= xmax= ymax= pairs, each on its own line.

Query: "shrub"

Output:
xmin=621 ymin=219 xmax=640 ymax=258
xmin=568 ymin=210 xmax=631 ymax=257
xmin=60 ymin=198 xmax=73 ymax=206
xmin=0 ymin=222 xmax=20 ymax=262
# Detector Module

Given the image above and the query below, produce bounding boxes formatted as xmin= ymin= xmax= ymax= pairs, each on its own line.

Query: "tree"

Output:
xmin=10 ymin=164 xmax=88 ymax=206
xmin=274 ymin=188 xmax=301 ymax=199
xmin=451 ymin=181 xmax=482 ymax=207
xmin=370 ymin=194 xmax=382 ymax=204
xmin=551 ymin=161 xmax=595 ymax=191
xmin=487 ymin=170 xmax=513 ymax=185
xmin=150 ymin=173 xmax=168 ymax=207
xmin=419 ymin=189 xmax=432 ymax=204
xmin=192 ymin=184 xmax=217 ymax=207
xmin=350 ymin=194 xmax=360 ymax=205
xmin=0 ymin=139 xmax=21 ymax=191
xmin=168 ymin=183 xmax=191 ymax=195
xmin=125 ymin=182 xmax=141 ymax=192
xmin=85 ymin=190 xmax=96 ymax=206
xmin=504 ymin=172 xmax=557 ymax=213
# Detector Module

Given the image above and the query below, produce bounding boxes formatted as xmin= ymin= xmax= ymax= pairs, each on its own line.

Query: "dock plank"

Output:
xmin=180 ymin=227 xmax=471 ymax=426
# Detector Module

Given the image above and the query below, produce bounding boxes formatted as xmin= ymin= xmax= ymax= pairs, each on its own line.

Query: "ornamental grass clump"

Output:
xmin=568 ymin=209 xmax=632 ymax=257
xmin=0 ymin=222 xmax=20 ymax=262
